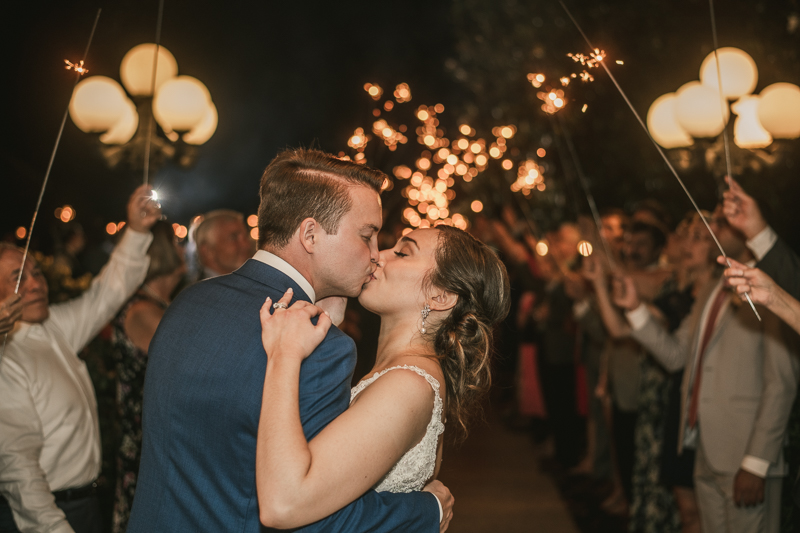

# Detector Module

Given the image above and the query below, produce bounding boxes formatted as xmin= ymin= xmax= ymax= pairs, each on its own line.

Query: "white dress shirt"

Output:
xmin=252 ymin=250 xmax=316 ymax=302
xmin=0 ymin=229 xmax=152 ymax=533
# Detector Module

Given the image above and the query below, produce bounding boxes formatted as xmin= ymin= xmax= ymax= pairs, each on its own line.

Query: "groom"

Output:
xmin=128 ymin=148 xmax=451 ymax=532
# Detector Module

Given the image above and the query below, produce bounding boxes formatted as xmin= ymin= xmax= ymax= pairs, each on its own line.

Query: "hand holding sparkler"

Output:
xmin=126 ymin=185 xmax=162 ymax=234
xmin=720 ymin=257 xmax=776 ymax=308
xmin=0 ymin=295 xmax=22 ymax=336
xmin=721 ymin=257 xmax=800 ymax=337
xmin=722 ymin=177 xmax=767 ymax=241
xmin=611 ymin=274 xmax=640 ymax=311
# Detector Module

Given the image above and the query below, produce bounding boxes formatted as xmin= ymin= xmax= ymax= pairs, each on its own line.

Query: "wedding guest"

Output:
xmin=611 ymin=221 xmax=668 ymax=511
xmin=192 ymin=209 xmax=253 ymax=280
xmin=110 ymin=220 xmax=186 ymax=533
xmin=0 ymin=185 xmax=159 ymax=533
xmin=580 ymin=220 xmax=676 ymax=525
xmin=538 ymin=222 xmax=584 ymax=469
xmin=721 ymin=176 xmax=800 ymax=531
xmin=655 ymin=213 xmax=715 ymax=533
xmin=615 ymin=206 xmax=798 ymax=533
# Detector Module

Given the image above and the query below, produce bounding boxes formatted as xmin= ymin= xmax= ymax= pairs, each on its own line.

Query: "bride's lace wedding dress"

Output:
xmin=350 ymin=365 xmax=445 ymax=493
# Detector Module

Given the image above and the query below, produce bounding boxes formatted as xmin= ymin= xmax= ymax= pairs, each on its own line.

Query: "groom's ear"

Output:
xmin=429 ymin=290 xmax=458 ymax=312
xmin=298 ymin=218 xmax=320 ymax=254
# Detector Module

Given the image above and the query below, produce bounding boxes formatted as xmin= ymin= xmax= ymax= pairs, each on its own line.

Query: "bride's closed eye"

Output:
xmin=394 ymin=251 xmax=408 ymax=258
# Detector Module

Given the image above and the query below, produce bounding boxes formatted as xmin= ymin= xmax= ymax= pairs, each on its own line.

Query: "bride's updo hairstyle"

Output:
xmin=425 ymin=225 xmax=510 ymax=438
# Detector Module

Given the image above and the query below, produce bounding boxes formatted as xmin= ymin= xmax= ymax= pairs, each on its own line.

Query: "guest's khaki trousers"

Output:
xmin=694 ymin=442 xmax=782 ymax=533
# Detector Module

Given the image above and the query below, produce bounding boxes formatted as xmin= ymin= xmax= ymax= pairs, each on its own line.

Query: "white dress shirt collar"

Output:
xmin=252 ymin=250 xmax=316 ymax=303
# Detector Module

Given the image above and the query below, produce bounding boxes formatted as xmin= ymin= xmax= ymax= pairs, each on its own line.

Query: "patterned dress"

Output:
xmin=628 ymin=279 xmax=693 ymax=533
xmin=111 ymin=292 xmax=167 ymax=533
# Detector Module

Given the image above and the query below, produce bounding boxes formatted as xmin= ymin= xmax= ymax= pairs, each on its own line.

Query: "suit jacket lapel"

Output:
xmin=703 ymin=294 xmax=735 ymax=357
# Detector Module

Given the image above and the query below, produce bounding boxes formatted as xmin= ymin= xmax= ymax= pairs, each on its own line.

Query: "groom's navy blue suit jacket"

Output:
xmin=128 ymin=259 xmax=438 ymax=532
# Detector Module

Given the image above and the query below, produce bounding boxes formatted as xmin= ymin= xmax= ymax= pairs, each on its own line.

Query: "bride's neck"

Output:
xmin=374 ymin=312 xmax=432 ymax=368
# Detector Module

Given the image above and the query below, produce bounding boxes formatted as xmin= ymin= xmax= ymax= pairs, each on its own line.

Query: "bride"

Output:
xmin=256 ymin=225 xmax=510 ymax=529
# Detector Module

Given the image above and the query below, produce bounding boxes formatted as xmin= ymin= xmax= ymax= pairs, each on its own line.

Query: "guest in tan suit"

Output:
xmin=614 ymin=206 xmax=799 ymax=533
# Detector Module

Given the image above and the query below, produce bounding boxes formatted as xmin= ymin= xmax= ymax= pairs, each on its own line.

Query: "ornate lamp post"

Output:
xmin=68 ymin=43 xmax=217 ymax=173
xmin=647 ymin=47 xmax=800 ymax=177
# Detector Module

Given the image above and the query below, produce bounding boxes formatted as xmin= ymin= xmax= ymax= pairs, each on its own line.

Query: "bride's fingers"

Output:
xmin=260 ymin=297 xmax=274 ymax=322
xmin=315 ymin=310 xmax=332 ymax=336
xmin=275 ymin=288 xmax=294 ymax=308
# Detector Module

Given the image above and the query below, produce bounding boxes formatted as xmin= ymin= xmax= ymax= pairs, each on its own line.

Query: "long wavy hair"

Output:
xmin=424 ymin=226 xmax=511 ymax=439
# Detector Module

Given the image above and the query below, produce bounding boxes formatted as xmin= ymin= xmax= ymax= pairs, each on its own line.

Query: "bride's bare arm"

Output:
xmin=256 ymin=293 xmax=435 ymax=529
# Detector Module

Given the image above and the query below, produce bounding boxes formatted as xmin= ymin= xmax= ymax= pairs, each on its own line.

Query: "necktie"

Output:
xmin=687 ymin=286 xmax=729 ymax=428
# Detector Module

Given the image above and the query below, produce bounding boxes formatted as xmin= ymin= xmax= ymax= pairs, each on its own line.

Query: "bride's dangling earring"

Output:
xmin=420 ymin=303 xmax=431 ymax=334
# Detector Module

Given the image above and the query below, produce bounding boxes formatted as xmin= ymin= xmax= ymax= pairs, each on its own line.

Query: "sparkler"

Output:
xmin=64 ymin=60 xmax=88 ymax=75
xmin=558 ymin=0 xmax=761 ymax=320
xmin=554 ymin=112 xmax=617 ymax=269
xmin=706 ymin=0 xmax=760 ymax=319
xmin=2 ymin=9 xmax=102 ymax=361
xmin=143 ymin=0 xmax=165 ymax=186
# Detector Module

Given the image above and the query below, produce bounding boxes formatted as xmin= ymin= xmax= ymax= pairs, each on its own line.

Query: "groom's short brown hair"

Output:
xmin=257 ymin=148 xmax=386 ymax=249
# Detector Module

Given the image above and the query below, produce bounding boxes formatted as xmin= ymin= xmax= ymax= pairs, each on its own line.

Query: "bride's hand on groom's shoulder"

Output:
xmin=260 ymin=289 xmax=332 ymax=362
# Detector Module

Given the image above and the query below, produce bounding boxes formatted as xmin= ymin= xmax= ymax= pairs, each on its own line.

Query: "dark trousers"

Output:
xmin=613 ymin=404 xmax=637 ymax=502
xmin=541 ymin=362 xmax=584 ymax=468
xmin=0 ymin=494 xmax=102 ymax=533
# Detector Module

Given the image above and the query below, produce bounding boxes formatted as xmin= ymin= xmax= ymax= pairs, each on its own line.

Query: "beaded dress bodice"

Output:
xmin=350 ymin=365 xmax=445 ymax=493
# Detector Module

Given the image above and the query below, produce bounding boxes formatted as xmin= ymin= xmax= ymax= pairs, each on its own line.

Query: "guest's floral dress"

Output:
xmin=628 ymin=279 xmax=693 ymax=533
xmin=111 ymin=292 xmax=166 ymax=533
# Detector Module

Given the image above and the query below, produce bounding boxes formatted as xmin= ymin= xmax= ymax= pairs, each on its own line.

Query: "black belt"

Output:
xmin=52 ymin=482 xmax=97 ymax=503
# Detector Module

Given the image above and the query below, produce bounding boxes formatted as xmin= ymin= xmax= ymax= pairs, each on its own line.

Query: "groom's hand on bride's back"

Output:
xmin=423 ymin=480 xmax=454 ymax=532
xmin=259 ymin=288 xmax=332 ymax=361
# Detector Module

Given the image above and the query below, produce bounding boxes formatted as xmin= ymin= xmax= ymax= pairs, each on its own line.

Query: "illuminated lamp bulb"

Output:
xmin=100 ymin=97 xmax=139 ymax=145
xmin=15 ymin=227 xmax=26 ymax=240
xmin=535 ymin=242 xmax=549 ymax=256
xmin=120 ymin=43 xmax=179 ymax=96
xmin=757 ymin=83 xmax=800 ymax=139
xmin=647 ymin=93 xmax=694 ymax=148
xmin=250 ymin=227 xmax=259 ymax=240
xmin=153 ymin=76 xmax=211 ymax=132
xmin=247 ymin=214 xmax=258 ymax=227
xmin=470 ymin=200 xmax=483 ymax=213
xmin=183 ymin=101 xmax=218 ymax=145
xmin=675 ymin=81 xmax=729 ymax=138
xmin=69 ymin=76 xmax=128 ymax=132
xmin=699 ymin=47 xmax=757 ymax=99
xmin=730 ymin=96 xmax=772 ymax=149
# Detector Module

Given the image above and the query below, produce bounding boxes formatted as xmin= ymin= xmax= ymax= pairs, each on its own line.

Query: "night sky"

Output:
xmin=3 ymin=0 xmax=799 ymax=251
xmin=1 ymin=0 xmax=457 ymax=245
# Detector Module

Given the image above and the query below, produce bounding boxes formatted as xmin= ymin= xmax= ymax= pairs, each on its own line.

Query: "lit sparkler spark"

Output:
xmin=537 ymin=89 xmax=566 ymax=114
xmin=579 ymin=70 xmax=594 ymax=82
xmin=64 ymin=59 xmax=88 ymax=75
xmin=582 ymin=104 xmax=588 ymax=112
xmin=527 ymin=73 xmax=546 ymax=88
xmin=567 ymin=48 xmax=606 ymax=69
xmin=616 ymin=60 xmax=624 ymax=65
xmin=560 ymin=77 xmax=570 ymax=86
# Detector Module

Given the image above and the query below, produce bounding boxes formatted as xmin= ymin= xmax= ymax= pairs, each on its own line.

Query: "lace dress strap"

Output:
xmin=351 ymin=364 xmax=441 ymax=401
